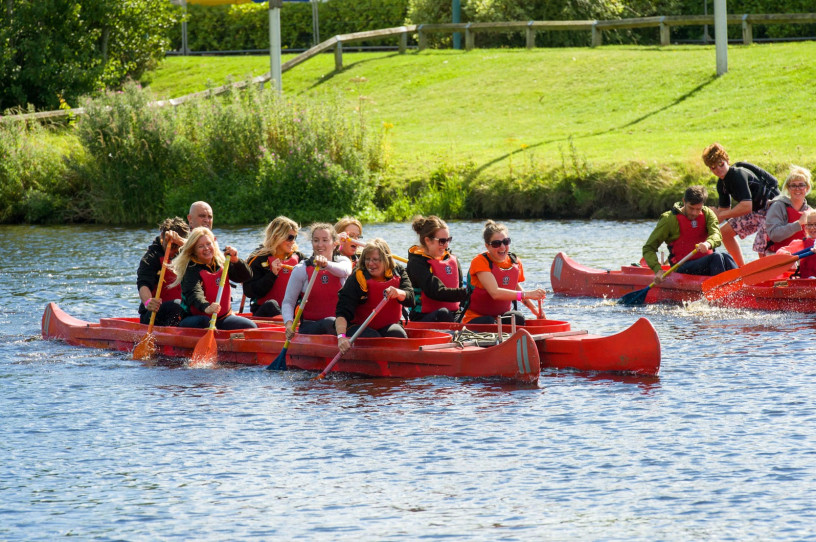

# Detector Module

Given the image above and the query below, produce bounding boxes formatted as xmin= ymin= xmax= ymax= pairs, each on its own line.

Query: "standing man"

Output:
xmin=187 ymin=201 xmax=213 ymax=230
xmin=702 ymin=143 xmax=779 ymax=267
xmin=643 ymin=185 xmax=737 ymax=284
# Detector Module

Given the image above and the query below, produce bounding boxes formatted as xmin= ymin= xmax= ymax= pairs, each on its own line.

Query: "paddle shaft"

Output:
xmin=146 ymin=242 xmax=173 ymax=332
xmin=206 ymin=258 xmax=231 ymax=330
xmin=315 ymin=295 xmax=390 ymax=379
xmin=649 ymin=247 xmax=699 ymax=287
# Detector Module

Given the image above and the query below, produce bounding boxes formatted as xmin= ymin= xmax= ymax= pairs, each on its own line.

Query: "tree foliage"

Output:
xmin=0 ymin=0 xmax=179 ymax=111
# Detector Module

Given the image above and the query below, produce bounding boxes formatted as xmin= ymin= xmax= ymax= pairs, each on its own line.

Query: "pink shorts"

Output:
xmin=727 ymin=207 xmax=768 ymax=253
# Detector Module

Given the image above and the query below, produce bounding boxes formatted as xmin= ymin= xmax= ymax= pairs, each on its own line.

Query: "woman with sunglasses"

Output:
xmin=406 ymin=215 xmax=468 ymax=322
xmin=464 ymin=220 xmax=546 ymax=325
xmin=764 ymin=166 xmax=812 ymax=255
xmin=281 ymin=223 xmax=352 ymax=337
xmin=335 ymin=239 xmax=415 ymax=353
xmin=169 ymin=227 xmax=257 ymax=330
xmin=243 ymin=216 xmax=306 ymax=317
xmin=334 ymin=216 xmax=364 ymax=265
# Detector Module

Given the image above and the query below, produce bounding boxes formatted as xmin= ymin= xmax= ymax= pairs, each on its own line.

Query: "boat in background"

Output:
xmin=550 ymin=251 xmax=816 ymax=313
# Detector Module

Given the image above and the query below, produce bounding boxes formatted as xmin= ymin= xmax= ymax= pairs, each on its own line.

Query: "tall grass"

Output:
xmin=68 ymin=82 xmax=387 ymax=224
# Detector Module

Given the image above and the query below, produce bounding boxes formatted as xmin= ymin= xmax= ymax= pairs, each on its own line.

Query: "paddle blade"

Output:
xmin=704 ymin=277 xmax=743 ymax=302
xmin=132 ymin=333 xmax=157 ymax=360
xmin=190 ymin=330 xmax=217 ymax=367
xmin=618 ymin=285 xmax=651 ymax=306
xmin=266 ymin=344 xmax=289 ymax=371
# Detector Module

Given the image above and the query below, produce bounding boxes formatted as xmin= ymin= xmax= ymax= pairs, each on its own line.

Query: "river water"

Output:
xmin=2 ymin=221 xmax=814 ymax=540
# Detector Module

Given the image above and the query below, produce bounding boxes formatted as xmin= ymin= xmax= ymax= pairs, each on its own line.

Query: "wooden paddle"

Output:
xmin=702 ymin=248 xmax=815 ymax=301
xmin=618 ymin=248 xmax=699 ymax=306
xmin=313 ymin=294 xmax=390 ymax=380
xmin=266 ymin=263 xmax=322 ymax=371
xmin=133 ymin=242 xmax=173 ymax=360
xmin=190 ymin=258 xmax=231 ymax=367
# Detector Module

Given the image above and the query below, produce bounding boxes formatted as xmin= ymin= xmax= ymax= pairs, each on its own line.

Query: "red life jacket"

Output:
xmin=301 ymin=263 xmax=343 ymax=321
xmin=766 ymin=204 xmax=805 ymax=253
xmin=257 ymin=253 xmax=300 ymax=305
xmin=189 ymin=266 xmax=232 ymax=318
xmin=799 ymin=238 xmax=816 ymax=278
xmin=668 ymin=211 xmax=708 ymax=265
xmin=154 ymin=256 xmax=181 ymax=302
xmin=419 ymin=254 xmax=461 ymax=314
xmin=353 ymin=271 xmax=402 ymax=330
xmin=468 ymin=253 xmax=520 ymax=317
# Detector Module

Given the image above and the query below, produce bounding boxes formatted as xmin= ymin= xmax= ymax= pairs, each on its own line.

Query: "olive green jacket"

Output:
xmin=642 ymin=202 xmax=722 ymax=273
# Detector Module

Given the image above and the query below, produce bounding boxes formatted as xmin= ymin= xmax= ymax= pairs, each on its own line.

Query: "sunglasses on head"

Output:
xmin=431 ymin=236 xmax=453 ymax=245
xmin=285 ymin=234 xmax=296 ymax=242
xmin=489 ymin=238 xmax=511 ymax=248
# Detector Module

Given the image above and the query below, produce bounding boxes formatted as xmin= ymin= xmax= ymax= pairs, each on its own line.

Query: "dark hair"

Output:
xmin=411 ymin=215 xmax=447 ymax=248
xmin=683 ymin=185 xmax=708 ymax=205
xmin=482 ymin=220 xmax=508 ymax=244
xmin=159 ymin=216 xmax=189 ymax=238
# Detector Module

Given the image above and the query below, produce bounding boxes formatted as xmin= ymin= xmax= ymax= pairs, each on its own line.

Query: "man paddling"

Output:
xmin=643 ymin=185 xmax=737 ymax=284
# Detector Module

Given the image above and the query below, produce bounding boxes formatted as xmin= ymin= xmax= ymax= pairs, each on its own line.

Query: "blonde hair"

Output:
xmin=783 ymin=165 xmax=812 ymax=196
xmin=334 ymin=216 xmax=363 ymax=236
xmin=360 ymin=238 xmax=395 ymax=271
xmin=169 ymin=227 xmax=223 ymax=288
xmin=252 ymin=216 xmax=300 ymax=258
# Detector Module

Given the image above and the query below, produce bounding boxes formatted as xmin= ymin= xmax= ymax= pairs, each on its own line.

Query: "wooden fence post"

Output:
xmin=465 ymin=23 xmax=474 ymax=50
xmin=526 ymin=21 xmax=535 ymax=49
xmin=334 ymin=41 xmax=343 ymax=71
xmin=399 ymin=31 xmax=407 ymax=53
xmin=742 ymin=14 xmax=753 ymax=44
xmin=591 ymin=22 xmax=602 ymax=47
xmin=418 ymin=25 xmax=426 ymax=51
xmin=659 ymin=17 xmax=670 ymax=45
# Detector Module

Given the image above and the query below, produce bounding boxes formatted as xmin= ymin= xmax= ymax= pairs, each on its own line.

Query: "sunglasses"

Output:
xmin=489 ymin=238 xmax=511 ymax=248
xmin=789 ymin=183 xmax=808 ymax=189
xmin=431 ymin=236 xmax=453 ymax=245
xmin=805 ymin=223 xmax=816 ymax=229
xmin=285 ymin=234 xmax=296 ymax=242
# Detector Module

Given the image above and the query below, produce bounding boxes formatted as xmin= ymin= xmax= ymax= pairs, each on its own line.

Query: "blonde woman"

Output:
xmin=334 ymin=239 xmax=414 ymax=354
xmin=764 ymin=166 xmax=812 ymax=254
xmin=243 ymin=216 xmax=306 ymax=317
xmin=170 ymin=227 xmax=256 ymax=330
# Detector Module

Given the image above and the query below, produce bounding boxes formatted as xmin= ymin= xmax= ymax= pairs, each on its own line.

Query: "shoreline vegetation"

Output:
xmin=2 ymin=45 xmax=814 ymax=225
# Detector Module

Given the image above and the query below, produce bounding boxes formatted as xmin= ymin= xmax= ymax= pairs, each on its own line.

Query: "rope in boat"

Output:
xmin=449 ymin=329 xmax=511 ymax=348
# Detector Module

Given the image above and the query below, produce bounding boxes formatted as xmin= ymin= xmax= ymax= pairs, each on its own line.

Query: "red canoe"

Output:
xmin=42 ymin=302 xmax=661 ymax=377
xmin=42 ymin=303 xmax=540 ymax=382
xmin=550 ymin=251 xmax=816 ymax=312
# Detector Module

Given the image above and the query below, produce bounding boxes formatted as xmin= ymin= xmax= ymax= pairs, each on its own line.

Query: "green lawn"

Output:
xmin=142 ymin=43 xmax=816 ymax=179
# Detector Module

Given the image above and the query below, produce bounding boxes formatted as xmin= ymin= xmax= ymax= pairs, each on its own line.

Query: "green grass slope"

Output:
xmin=142 ymin=43 xmax=816 ymax=180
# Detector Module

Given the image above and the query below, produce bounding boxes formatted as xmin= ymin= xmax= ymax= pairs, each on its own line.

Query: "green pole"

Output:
xmin=452 ymin=0 xmax=461 ymax=50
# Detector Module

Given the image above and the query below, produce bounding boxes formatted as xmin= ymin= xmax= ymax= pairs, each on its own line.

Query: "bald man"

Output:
xmin=187 ymin=201 xmax=213 ymax=230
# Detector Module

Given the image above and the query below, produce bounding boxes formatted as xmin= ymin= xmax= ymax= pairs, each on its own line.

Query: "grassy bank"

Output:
xmin=143 ymin=43 xmax=816 ymax=185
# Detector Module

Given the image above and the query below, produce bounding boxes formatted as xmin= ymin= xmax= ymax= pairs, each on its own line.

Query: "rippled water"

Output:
xmin=2 ymin=221 xmax=815 ymax=540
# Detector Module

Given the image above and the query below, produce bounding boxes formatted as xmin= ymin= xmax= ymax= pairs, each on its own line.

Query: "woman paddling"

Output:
xmin=170 ymin=227 xmax=257 ymax=330
xmin=243 ymin=216 xmax=305 ymax=317
xmin=281 ymin=223 xmax=352 ymax=338
xmin=765 ymin=166 xmax=812 ymax=255
xmin=334 ymin=216 xmax=364 ymax=265
xmin=406 ymin=215 xmax=468 ymax=322
xmin=464 ymin=220 xmax=546 ymax=325
xmin=335 ymin=239 xmax=414 ymax=354
xmin=137 ymin=217 xmax=189 ymax=327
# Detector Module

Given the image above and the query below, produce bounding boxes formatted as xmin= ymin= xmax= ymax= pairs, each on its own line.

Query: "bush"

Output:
xmin=67 ymin=82 xmax=387 ymax=225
